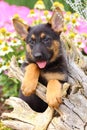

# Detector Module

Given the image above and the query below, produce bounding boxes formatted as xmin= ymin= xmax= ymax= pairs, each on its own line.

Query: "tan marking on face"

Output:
xmin=50 ymin=40 xmax=60 ymax=62
xmin=31 ymin=34 xmax=36 ymax=40
xmin=41 ymin=71 xmax=66 ymax=81
xmin=26 ymin=44 xmax=33 ymax=59
xmin=40 ymin=33 xmax=46 ymax=39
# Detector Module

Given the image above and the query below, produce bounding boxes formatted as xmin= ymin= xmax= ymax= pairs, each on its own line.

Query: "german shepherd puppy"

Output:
xmin=13 ymin=8 xmax=67 ymax=112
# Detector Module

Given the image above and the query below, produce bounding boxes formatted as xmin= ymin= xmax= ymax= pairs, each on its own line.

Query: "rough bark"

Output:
xmin=1 ymin=33 xmax=87 ymax=130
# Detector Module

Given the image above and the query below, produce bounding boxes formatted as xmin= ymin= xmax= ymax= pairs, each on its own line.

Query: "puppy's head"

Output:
xmin=13 ymin=8 xmax=64 ymax=69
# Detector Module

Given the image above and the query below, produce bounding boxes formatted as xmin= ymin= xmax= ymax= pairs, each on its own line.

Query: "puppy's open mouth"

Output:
xmin=36 ymin=61 xmax=47 ymax=69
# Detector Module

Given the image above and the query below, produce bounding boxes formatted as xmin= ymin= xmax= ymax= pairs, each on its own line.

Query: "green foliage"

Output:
xmin=0 ymin=74 xmax=20 ymax=98
xmin=5 ymin=0 xmax=73 ymax=11
xmin=0 ymin=28 xmax=25 ymax=99
xmin=58 ymin=0 xmax=73 ymax=11
xmin=5 ymin=0 xmax=37 ymax=8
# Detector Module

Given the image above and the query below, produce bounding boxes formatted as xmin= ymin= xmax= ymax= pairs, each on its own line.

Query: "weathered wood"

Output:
xmin=1 ymin=97 xmax=54 ymax=130
xmin=1 ymin=33 xmax=87 ymax=130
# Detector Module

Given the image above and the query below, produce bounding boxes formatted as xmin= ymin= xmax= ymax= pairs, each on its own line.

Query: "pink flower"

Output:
xmin=0 ymin=1 xmax=30 ymax=32
xmin=75 ymin=19 xmax=87 ymax=34
xmin=84 ymin=46 xmax=87 ymax=54
xmin=0 ymin=1 xmax=50 ymax=32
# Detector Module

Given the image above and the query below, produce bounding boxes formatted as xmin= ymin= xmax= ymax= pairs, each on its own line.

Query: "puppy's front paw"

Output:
xmin=46 ymin=80 xmax=62 ymax=108
xmin=21 ymin=79 xmax=37 ymax=96
xmin=21 ymin=63 xmax=40 ymax=96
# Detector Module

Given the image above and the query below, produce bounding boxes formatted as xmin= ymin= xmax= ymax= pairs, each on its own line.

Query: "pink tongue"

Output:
xmin=37 ymin=61 xmax=47 ymax=69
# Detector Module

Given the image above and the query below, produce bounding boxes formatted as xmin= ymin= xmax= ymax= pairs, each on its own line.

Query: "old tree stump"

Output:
xmin=1 ymin=33 xmax=87 ymax=130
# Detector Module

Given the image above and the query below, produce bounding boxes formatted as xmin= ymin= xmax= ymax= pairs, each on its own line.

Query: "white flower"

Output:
xmin=0 ymin=45 xmax=13 ymax=56
xmin=8 ymin=39 xmax=22 ymax=47
xmin=34 ymin=0 xmax=45 ymax=10
xmin=0 ymin=61 xmax=10 ymax=73
xmin=18 ymin=56 xmax=25 ymax=64
xmin=0 ymin=65 xmax=8 ymax=73
xmin=10 ymin=32 xmax=18 ymax=38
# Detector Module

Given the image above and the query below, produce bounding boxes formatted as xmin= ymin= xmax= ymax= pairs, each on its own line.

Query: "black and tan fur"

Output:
xmin=13 ymin=8 xmax=68 ymax=112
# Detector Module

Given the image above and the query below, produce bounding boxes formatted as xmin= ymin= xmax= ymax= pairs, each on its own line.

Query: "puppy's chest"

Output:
xmin=40 ymin=71 xmax=66 ymax=83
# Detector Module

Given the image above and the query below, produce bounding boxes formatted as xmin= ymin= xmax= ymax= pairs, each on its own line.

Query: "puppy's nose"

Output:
xmin=34 ymin=52 xmax=42 ymax=59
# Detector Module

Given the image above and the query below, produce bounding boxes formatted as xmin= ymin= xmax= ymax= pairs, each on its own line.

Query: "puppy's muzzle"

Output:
xmin=34 ymin=52 xmax=43 ymax=61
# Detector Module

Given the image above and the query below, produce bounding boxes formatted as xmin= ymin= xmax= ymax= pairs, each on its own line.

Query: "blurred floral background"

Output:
xmin=0 ymin=0 xmax=87 ymax=129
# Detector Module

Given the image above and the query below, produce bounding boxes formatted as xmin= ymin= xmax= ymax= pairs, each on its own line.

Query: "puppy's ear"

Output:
xmin=49 ymin=7 xmax=64 ymax=33
xmin=13 ymin=18 xmax=29 ymax=40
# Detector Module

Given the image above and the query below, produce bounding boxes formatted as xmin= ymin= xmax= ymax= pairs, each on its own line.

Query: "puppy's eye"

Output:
xmin=44 ymin=37 xmax=50 ymax=42
xmin=42 ymin=36 xmax=51 ymax=44
xmin=29 ymin=38 xmax=36 ymax=45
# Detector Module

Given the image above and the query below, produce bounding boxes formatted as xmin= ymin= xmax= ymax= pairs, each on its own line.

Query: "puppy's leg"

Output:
xmin=46 ymin=80 xmax=62 ymax=108
xmin=21 ymin=63 xmax=40 ymax=96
